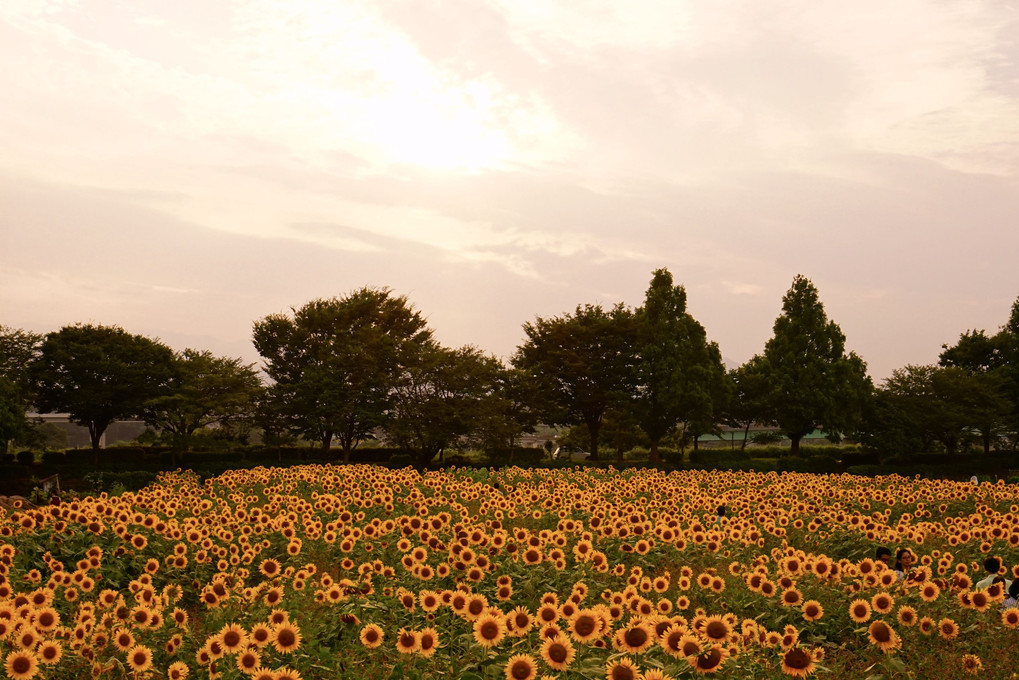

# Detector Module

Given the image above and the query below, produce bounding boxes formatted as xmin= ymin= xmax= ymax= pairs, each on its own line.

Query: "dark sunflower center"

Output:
xmin=785 ymin=648 xmax=811 ymax=669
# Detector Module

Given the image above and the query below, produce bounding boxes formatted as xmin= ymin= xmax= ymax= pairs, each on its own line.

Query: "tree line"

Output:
xmin=2 ymin=271 xmax=1018 ymax=467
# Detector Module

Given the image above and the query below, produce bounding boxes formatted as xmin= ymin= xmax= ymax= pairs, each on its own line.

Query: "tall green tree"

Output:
xmin=0 ymin=326 xmax=43 ymax=396
xmin=512 ymin=303 xmax=636 ymax=459
xmin=32 ymin=324 xmax=175 ymax=463
xmin=386 ymin=343 xmax=506 ymax=466
xmin=467 ymin=367 xmax=539 ymax=464
xmin=0 ymin=377 xmax=23 ymax=454
xmin=252 ymin=288 xmax=431 ymax=460
xmin=142 ymin=349 xmax=263 ymax=460
xmin=1004 ymin=295 xmax=1019 ymax=448
xmin=939 ymin=329 xmax=1012 ymax=452
xmin=723 ymin=355 xmax=775 ymax=450
xmin=761 ymin=275 xmax=871 ymax=455
xmin=878 ymin=364 xmax=998 ymax=455
xmin=0 ymin=326 xmax=43 ymax=451
xmin=631 ymin=269 xmax=727 ymax=462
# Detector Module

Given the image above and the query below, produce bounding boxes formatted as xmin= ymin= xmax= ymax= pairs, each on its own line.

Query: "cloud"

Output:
xmin=722 ymin=281 xmax=763 ymax=296
xmin=1 ymin=0 xmax=1018 ymax=383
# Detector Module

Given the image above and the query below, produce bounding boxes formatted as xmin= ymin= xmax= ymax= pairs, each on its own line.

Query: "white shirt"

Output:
xmin=975 ymin=574 xmax=1013 ymax=591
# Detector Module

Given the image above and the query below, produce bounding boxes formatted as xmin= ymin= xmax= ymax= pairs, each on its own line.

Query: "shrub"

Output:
xmin=41 ymin=451 xmax=67 ymax=465
xmin=388 ymin=454 xmax=414 ymax=468
xmin=777 ymin=455 xmax=841 ymax=473
xmin=689 ymin=448 xmax=750 ymax=464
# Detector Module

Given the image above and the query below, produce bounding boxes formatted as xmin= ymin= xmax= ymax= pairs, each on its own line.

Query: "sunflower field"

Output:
xmin=1 ymin=465 xmax=1017 ymax=679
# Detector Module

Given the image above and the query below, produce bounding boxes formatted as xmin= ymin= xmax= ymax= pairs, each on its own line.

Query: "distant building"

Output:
xmin=26 ymin=414 xmax=148 ymax=449
xmin=517 ymin=424 xmax=561 ymax=449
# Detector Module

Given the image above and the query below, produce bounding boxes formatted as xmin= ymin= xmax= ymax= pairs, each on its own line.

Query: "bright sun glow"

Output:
xmin=351 ymin=42 xmax=513 ymax=172
xmin=373 ymin=99 xmax=512 ymax=171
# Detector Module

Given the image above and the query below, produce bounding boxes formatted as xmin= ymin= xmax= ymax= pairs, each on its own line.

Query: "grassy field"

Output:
xmin=0 ymin=464 xmax=1016 ymax=679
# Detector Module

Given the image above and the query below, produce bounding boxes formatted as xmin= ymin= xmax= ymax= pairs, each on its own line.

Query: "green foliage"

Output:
xmin=385 ymin=344 xmax=509 ymax=466
xmin=939 ymin=327 xmax=1016 ymax=452
xmin=32 ymin=324 xmax=176 ymax=457
xmin=0 ymin=325 xmax=43 ymax=396
xmin=866 ymin=364 xmax=1009 ymax=457
xmin=761 ymin=275 xmax=872 ymax=455
xmin=631 ymin=268 xmax=729 ymax=462
xmin=0 ymin=326 xmax=43 ymax=452
xmin=775 ymin=454 xmax=841 ymax=473
xmin=387 ymin=453 xmax=414 ymax=468
xmin=723 ymin=356 xmax=774 ymax=450
xmin=513 ymin=303 xmax=636 ymax=459
xmin=464 ymin=367 xmax=538 ymax=458
xmin=82 ymin=470 xmax=159 ymax=493
xmin=750 ymin=430 xmax=784 ymax=446
xmin=142 ymin=349 xmax=263 ymax=453
xmin=253 ymin=288 xmax=432 ymax=457
xmin=0 ymin=376 xmax=25 ymax=454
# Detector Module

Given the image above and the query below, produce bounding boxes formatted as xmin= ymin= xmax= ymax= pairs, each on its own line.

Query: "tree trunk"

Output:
xmin=88 ymin=422 xmax=104 ymax=467
xmin=320 ymin=430 xmax=333 ymax=450
xmin=741 ymin=423 xmax=750 ymax=451
xmin=586 ymin=418 xmax=601 ymax=460
xmin=649 ymin=439 xmax=660 ymax=464
xmin=790 ymin=435 xmax=802 ymax=457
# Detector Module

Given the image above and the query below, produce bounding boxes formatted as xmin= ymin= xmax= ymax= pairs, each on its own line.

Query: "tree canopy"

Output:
xmin=385 ymin=343 xmax=508 ymax=466
xmin=142 ymin=349 xmax=263 ymax=457
xmin=631 ymin=268 xmax=727 ymax=461
xmin=761 ymin=275 xmax=871 ymax=455
xmin=32 ymin=324 xmax=175 ymax=460
xmin=252 ymin=288 xmax=432 ymax=459
xmin=0 ymin=325 xmax=42 ymax=451
xmin=513 ymin=303 xmax=635 ymax=459
xmin=723 ymin=355 xmax=774 ymax=450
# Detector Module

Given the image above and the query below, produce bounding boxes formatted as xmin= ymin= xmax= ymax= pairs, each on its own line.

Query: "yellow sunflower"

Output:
xmin=605 ymin=656 xmax=641 ymax=680
xmin=272 ymin=621 xmax=303 ymax=654
xmin=688 ymin=645 xmax=727 ymax=675
xmin=541 ymin=636 xmax=576 ymax=671
xmin=167 ymin=660 xmax=190 ymax=680
xmin=126 ymin=644 xmax=154 ymax=673
xmin=473 ymin=613 xmax=507 ymax=648
xmin=848 ymin=599 xmax=872 ymax=623
xmin=504 ymin=653 xmax=538 ymax=680
xmin=395 ymin=628 xmax=420 ymax=654
xmin=780 ymin=647 xmax=817 ymax=678
xmin=4 ymin=650 xmax=39 ymax=680
xmin=359 ymin=624 xmax=384 ymax=649
xmin=418 ymin=627 xmax=439 ymax=657
xmin=801 ymin=601 xmax=823 ymax=622
xmin=866 ymin=621 xmax=900 ymax=653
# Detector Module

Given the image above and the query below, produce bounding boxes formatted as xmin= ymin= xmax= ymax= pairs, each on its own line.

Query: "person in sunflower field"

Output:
xmin=976 ymin=556 xmax=1012 ymax=590
xmin=892 ymin=549 xmax=915 ymax=581
xmin=1002 ymin=579 xmax=1019 ymax=609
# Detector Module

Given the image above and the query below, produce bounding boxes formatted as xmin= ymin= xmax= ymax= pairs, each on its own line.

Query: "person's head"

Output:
xmin=984 ymin=557 xmax=1002 ymax=575
xmin=876 ymin=547 xmax=892 ymax=564
xmin=1009 ymin=579 xmax=1019 ymax=600
xmin=895 ymin=549 xmax=914 ymax=568
xmin=717 ymin=505 xmax=726 ymax=516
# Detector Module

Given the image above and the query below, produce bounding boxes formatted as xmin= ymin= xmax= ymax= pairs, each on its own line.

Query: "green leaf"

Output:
xmin=884 ymin=657 xmax=906 ymax=673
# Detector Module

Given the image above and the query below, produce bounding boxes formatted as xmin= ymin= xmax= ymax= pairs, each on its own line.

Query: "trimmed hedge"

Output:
xmin=776 ymin=455 xmax=841 ymax=473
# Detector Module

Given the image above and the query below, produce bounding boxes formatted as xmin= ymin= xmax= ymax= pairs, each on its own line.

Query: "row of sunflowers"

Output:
xmin=1 ymin=464 xmax=1017 ymax=678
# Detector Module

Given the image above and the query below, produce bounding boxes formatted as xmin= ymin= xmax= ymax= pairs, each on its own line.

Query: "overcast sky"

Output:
xmin=2 ymin=0 xmax=1018 ymax=382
